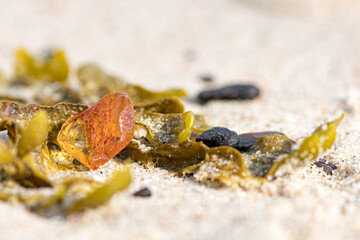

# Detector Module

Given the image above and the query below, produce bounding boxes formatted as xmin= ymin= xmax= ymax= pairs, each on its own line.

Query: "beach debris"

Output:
xmin=67 ymin=168 xmax=131 ymax=213
xmin=0 ymin=48 xmax=345 ymax=215
xmin=265 ymin=114 xmax=344 ymax=178
xmin=197 ymin=84 xmax=260 ymax=103
xmin=242 ymin=134 xmax=296 ymax=178
xmin=57 ymin=92 xmax=135 ymax=170
xmin=199 ymin=73 xmax=214 ymax=82
xmin=196 ymin=127 xmax=240 ymax=148
xmin=134 ymin=98 xmax=184 ymax=114
xmin=0 ymin=111 xmax=51 ymax=188
xmin=133 ymin=187 xmax=152 ymax=197
xmin=236 ymin=131 xmax=286 ymax=152
xmin=0 ymin=107 xmax=131 ymax=215
xmin=135 ymin=110 xmax=195 ymax=145
xmin=78 ymin=64 xmax=187 ymax=105
xmin=196 ymin=128 xmax=290 ymax=153
xmin=14 ymin=49 xmax=69 ymax=84
xmin=127 ymin=114 xmax=344 ymax=186
xmin=313 ymin=158 xmax=337 ymax=175
xmin=0 ymin=101 xmax=88 ymax=145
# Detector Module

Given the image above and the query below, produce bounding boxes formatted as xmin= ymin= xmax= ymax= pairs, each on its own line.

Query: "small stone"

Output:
xmin=314 ymin=158 xmax=337 ymax=175
xmin=196 ymin=127 xmax=240 ymax=148
xmin=198 ymin=84 xmax=260 ymax=103
xmin=57 ymin=92 xmax=135 ymax=170
xmin=236 ymin=131 xmax=285 ymax=152
xmin=133 ymin=187 xmax=152 ymax=197
xmin=199 ymin=73 xmax=214 ymax=82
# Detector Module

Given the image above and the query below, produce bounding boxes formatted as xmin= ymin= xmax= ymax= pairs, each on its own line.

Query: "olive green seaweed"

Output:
xmin=15 ymin=49 xmax=69 ymax=84
xmin=134 ymin=98 xmax=185 ymax=114
xmin=134 ymin=111 xmax=195 ymax=144
xmin=67 ymin=168 xmax=131 ymax=213
xmin=77 ymin=64 xmax=186 ymax=105
xmin=266 ymin=114 xmax=345 ymax=178
xmin=0 ymin=48 xmax=346 ymax=215
xmin=0 ymin=111 xmax=51 ymax=188
xmin=18 ymin=111 xmax=49 ymax=157
xmin=127 ymin=115 xmax=344 ymax=187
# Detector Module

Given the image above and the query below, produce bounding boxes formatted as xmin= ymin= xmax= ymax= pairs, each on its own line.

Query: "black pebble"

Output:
xmin=313 ymin=158 xmax=337 ymax=175
xmin=199 ymin=74 xmax=214 ymax=82
xmin=196 ymin=127 xmax=240 ymax=148
xmin=133 ymin=187 xmax=152 ymax=197
xmin=236 ymin=131 xmax=285 ymax=152
xmin=198 ymin=84 xmax=260 ymax=103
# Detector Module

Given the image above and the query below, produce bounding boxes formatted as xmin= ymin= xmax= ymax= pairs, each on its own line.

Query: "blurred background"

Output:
xmin=1 ymin=0 xmax=359 ymax=96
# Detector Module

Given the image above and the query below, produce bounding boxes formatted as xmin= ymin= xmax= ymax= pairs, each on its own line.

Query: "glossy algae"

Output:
xmin=15 ymin=49 xmax=69 ymax=84
xmin=134 ymin=98 xmax=196 ymax=144
xmin=242 ymin=134 xmax=296 ymax=177
xmin=0 ymin=48 xmax=346 ymax=215
xmin=0 ymin=101 xmax=90 ymax=171
xmin=3 ymin=49 xmax=79 ymax=105
xmin=67 ymin=168 xmax=131 ymax=214
xmin=0 ymin=101 xmax=88 ymax=143
xmin=127 ymin=115 xmax=344 ymax=187
xmin=135 ymin=111 xmax=195 ymax=144
xmin=18 ymin=111 xmax=49 ymax=157
xmin=126 ymin=140 xmax=249 ymax=187
xmin=0 ymin=111 xmax=51 ymax=188
xmin=0 ymin=108 xmax=131 ymax=215
xmin=77 ymin=64 xmax=186 ymax=105
xmin=266 ymin=114 xmax=345 ymax=178
xmin=134 ymin=98 xmax=185 ymax=114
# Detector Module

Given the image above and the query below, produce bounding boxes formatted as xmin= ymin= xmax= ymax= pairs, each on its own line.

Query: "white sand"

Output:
xmin=1 ymin=0 xmax=360 ymax=239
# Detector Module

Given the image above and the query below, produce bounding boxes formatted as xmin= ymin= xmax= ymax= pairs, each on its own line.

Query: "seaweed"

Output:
xmin=67 ymin=168 xmax=131 ymax=213
xmin=134 ymin=98 xmax=185 ymax=114
xmin=126 ymin=115 xmax=344 ymax=187
xmin=0 ymin=72 xmax=8 ymax=87
xmin=0 ymin=108 xmax=131 ymax=214
xmin=77 ymin=64 xmax=187 ymax=105
xmin=0 ymin=101 xmax=88 ymax=144
xmin=14 ymin=49 xmax=69 ymax=84
xmin=0 ymin=48 xmax=346 ymax=215
xmin=134 ymin=111 xmax=195 ymax=144
xmin=0 ymin=111 xmax=51 ymax=188
xmin=265 ymin=114 xmax=345 ymax=178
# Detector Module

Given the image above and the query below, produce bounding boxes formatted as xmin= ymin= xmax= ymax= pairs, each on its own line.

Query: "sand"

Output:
xmin=0 ymin=0 xmax=360 ymax=239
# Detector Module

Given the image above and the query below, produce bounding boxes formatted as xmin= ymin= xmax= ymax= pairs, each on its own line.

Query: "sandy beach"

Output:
xmin=0 ymin=0 xmax=360 ymax=239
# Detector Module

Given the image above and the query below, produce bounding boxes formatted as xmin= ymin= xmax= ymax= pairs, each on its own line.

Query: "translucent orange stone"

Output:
xmin=57 ymin=92 xmax=135 ymax=170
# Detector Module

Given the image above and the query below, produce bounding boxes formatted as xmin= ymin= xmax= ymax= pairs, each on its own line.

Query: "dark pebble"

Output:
xmin=196 ymin=127 xmax=240 ymax=148
xmin=133 ymin=187 xmax=152 ymax=197
xmin=199 ymin=74 xmax=214 ymax=82
xmin=313 ymin=158 xmax=337 ymax=175
xmin=197 ymin=84 xmax=260 ymax=103
xmin=236 ymin=131 xmax=285 ymax=152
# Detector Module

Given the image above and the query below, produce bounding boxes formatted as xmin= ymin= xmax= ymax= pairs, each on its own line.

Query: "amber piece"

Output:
xmin=57 ymin=92 xmax=135 ymax=170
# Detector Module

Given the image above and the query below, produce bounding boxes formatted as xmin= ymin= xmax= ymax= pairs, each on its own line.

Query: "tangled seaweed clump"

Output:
xmin=0 ymin=49 xmax=344 ymax=215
